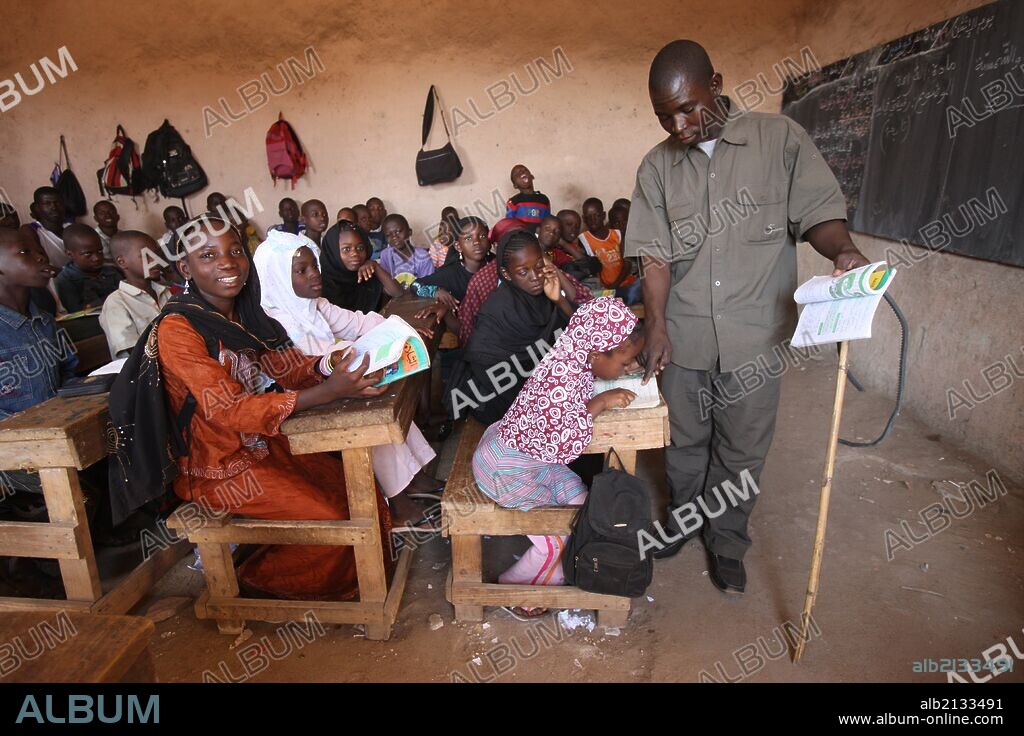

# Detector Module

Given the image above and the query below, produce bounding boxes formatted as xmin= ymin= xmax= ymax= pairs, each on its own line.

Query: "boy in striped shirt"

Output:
xmin=505 ymin=164 xmax=551 ymax=232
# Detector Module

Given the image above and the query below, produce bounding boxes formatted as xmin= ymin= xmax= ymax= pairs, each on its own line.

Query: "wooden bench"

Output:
xmin=0 ymin=611 xmax=156 ymax=683
xmin=443 ymin=399 xmax=669 ymax=627
xmin=165 ymin=501 xmax=410 ymax=639
xmin=0 ymin=395 xmax=189 ymax=615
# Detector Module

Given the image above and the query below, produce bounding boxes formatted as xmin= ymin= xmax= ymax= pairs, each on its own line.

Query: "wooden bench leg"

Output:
xmin=451 ymin=534 xmax=484 ymax=622
xmin=196 ymin=542 xmax=244 ymax=634
xmin=343 ymin=447 xmax=390 ymax=639
xmin=598 ymin=607 xmax=630 ymax=628
xmin=39 ymin=468 xmax=102 ymax=602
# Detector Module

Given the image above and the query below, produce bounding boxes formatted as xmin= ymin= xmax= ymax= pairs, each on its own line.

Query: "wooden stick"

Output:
xmin=793 ymin=340 xmax=849 ymax=663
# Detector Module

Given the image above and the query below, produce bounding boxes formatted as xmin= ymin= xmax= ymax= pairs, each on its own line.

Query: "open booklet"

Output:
xmin=593 ymin=373 xmax=661 ymax=409
xmin=342 ymin=315 xmax=430 ymax=387
xmin=791 ymin=261 xmax=897 ymax=348
xmin=57 ymin=306 xmax=103 ymax=321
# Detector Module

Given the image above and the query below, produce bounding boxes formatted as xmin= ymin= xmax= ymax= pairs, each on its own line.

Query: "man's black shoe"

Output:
xmin=651 ymin=532 xmax=696 ymax=559
xmin=708 ymin=552 xmax=746 ymax=593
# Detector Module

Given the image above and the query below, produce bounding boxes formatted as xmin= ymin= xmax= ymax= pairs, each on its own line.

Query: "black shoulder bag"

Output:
xmin=415 ymin=85 xmax=463 ymax=186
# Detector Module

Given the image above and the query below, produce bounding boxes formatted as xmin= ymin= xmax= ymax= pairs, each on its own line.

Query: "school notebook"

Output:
xmin=344 ymin=315 xmax=430 ymax=387
xmin=593 ymin=373 xmax=661 ymax=409
xmin=791 ymin=261 xmax=896 ymax=348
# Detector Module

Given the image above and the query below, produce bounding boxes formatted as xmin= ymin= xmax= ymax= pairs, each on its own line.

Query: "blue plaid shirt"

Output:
xmin=0 ymin=302 xmax=78 ymax=420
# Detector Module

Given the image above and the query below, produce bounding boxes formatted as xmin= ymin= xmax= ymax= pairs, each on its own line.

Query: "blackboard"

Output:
xmin=782 ymin=0 xmax=1023 ymax=267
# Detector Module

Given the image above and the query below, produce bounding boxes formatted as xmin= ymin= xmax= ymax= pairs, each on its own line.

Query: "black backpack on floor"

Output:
xmin=563 ymin=450 xmax=654 ymax=597
xmin=141 ymin=119 xmax=207 ymax=198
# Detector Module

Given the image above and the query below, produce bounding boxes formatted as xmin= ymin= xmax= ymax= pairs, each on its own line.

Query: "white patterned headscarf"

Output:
xmin=498 ymin=297 xmax=637 ymax=463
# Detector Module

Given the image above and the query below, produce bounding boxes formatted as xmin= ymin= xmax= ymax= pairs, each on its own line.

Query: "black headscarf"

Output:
xmin=446 ymin=230 xmax=572 ymax=424
xmin=319 ymin=221 xmax=383 ymax=313
xmin=106 ymin=215 xmax=291 ymax=524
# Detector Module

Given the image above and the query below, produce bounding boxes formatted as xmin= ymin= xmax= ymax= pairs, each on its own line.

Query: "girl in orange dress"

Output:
xmin=109 ymin=215 xmax=391 ymax=600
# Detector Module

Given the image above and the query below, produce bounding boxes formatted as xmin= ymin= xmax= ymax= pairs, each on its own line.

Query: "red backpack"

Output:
xmin=265 ymin=113 xmax=307 ymax=188
xmin=96 ymin=125 xmax=144 ymax=197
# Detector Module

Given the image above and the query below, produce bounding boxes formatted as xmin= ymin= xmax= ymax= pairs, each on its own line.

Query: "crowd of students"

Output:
xmin=0 ymin=162 xmax=644 ymax=607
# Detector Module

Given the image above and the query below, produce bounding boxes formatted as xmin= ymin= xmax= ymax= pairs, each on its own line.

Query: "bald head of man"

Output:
xmin=648 ymin=40 xmax=725 ymax=146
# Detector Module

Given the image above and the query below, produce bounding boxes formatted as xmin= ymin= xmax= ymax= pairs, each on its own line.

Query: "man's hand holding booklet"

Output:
xmin=792 ymin=261 xmax=897 ymax=348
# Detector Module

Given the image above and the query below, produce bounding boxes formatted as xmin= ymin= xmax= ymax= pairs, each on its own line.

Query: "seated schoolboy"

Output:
xmin=472 ymin=298 xmax=641 ymax=602
xmin=254 ymin=230 xmax=444 ymax=526
xmin=300 ymin=199 xmax=328 ymax=247
xmin=351 ymin=205 xmax=377 ymax=259
xmin=0 ymin=227 xmax=72 ymax=419
xmin=337 ymin=207 xmax=356 ymax=224
xmin=270 ymin=197 xmax=304 ymax=235
xmin=579 ymin=197 xmax=640 ymax=304
xmin=55 ymin=224 xmax=121 ymax=312
xmin=0 ymin=227 xmax=73 ymax=494
xmin=206 ymin=191 xmax=228 ymax=217
xmin=538 ymin=214 xmax=579 ymax=268
xmin=457 ymin=218 xmax=594 ymax=347
xmin=505 ymin=164 xmax=551 ymax=232
xmin=366 ymin=197 xmax=387 ymax=258
xmin=158 ymin=205 xmax=187 ymax=252
xmin=92 ymin=200 xmax=119 ymax=264
xmin=553 ymin=209 xmax=598 ymax=282
xmin=379 ymin=214 xmax=433 ymax=284
xmin=108 ymin=215 xmax=394 ymax=600
xmin=99 ymin=231 xmax=171 ymax=358
xmin=25 ymin=186 xmax=70 ymax=268
xmin=608 ymin=202 xmax=629 ymax=235
xmin=447 ymin=230 xmax=577 ymax=425
xmin=352 ymin=204 xmax=372 ymax=231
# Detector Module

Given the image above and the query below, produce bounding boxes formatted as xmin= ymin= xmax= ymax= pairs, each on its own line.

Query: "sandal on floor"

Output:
xmin=407 ymin=490 xmax=443 ymax=502
xmin=502 ymin=605 xmax=549 ymax=621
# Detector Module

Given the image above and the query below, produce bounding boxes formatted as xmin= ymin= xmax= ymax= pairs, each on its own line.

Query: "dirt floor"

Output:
xmin=141 ymin=351 xmax=1024 ymax=683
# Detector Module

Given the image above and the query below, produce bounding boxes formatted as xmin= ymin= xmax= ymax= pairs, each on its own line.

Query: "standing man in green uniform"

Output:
xmin=624 ymin=40 xmax=869 ymax=593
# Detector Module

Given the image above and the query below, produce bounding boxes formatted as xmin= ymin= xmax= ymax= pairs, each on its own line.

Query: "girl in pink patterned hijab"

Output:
xmin=472 ymin=297 xmax=644 ymax=605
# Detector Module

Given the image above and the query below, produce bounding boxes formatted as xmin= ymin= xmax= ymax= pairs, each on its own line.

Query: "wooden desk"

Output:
xmin=0 ymin=395 xmax=189 ymax=614
xmin=0 ymin=611 xmax=156 ymax=683
xmin=184 ymin=295 xmax=438 ymax=641
xmin=443 ymin=395 xmax=670 ymax=625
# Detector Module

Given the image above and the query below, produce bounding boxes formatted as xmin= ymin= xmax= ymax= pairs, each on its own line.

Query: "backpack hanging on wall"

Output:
xmin=265 ymin=113 xmax=308 ymax=188
xmin=563 ymin=449 xmax=655 ymax=597
xmin=51 ymin=135 xmax=88 ymax=218
xmin=415 ymin=85 xmax=463 ymax=186
xmin=140 ymin=119 xmax=208 ymax=198
xmin=97 ymin=125 xmax=144 ymax=198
